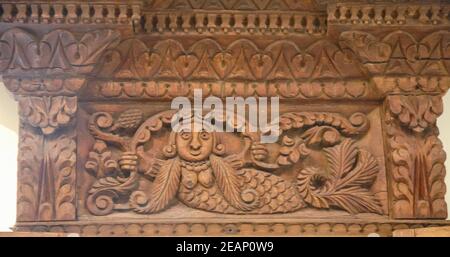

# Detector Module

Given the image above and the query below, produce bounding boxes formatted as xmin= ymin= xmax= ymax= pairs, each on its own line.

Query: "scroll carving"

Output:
xmin=384 ymin=95 xmax=447 ymax=218
xmin=84 ymin=109 xmax=383 ymax=216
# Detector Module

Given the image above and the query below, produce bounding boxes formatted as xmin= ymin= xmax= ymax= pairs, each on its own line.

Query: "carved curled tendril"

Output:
xmin=280 ymin=112 xmax=369 ymax=136
xmin=297 ymin=139 xmax=383 ymax=214
xmin=86 ymin=172 xmax=139 ymax=216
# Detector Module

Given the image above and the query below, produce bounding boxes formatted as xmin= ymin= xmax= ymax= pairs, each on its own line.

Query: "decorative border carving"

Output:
xmin=340 ymin=30 xmax=450 ymax=77
xmin=0 ymin=28 xmax=120 ymax=75
xmin=96 ymin=38 xmax=364 ymax=81
xmin=143 ymin=11 xmax=327 ymax=35
xmin=85 ymin=80 xmax=370 ymax=100
xmin=4 ymin=77 xmax=86 ymax=96
xmin=0 ymin=2 xmax=141 ymax=25
xmin=14 ymin=220 xmax=450 ymax=236
xmin=329 ymin=2 xmax=449 ymax=26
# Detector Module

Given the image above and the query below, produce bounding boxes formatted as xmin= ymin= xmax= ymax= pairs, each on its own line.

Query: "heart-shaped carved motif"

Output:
xmin=211 ymin=52 xmax=234 ymax=79
xmin=249 ymin=53 xmax=273 ymax=79
xmin=291 ymin=53 xmax=314 ymax=78
xmin=175 ymin=54 xmax=199 ymax=78
xmin=135 ymin=52 xmax=161 ymax=78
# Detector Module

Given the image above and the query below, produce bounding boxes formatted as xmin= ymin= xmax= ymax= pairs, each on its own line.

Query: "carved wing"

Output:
xmin=210 ymin=154 xmax=253 ymax=211
xmin=141 ymin=157 xmax=181 ymax=213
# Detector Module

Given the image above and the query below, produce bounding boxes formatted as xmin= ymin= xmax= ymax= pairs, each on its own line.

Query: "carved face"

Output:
xmin=176 ymin=129 xmax=214 ymax=161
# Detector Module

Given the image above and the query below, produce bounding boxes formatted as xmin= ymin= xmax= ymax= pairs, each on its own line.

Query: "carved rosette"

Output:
xmin=384 ymin=95 xmax=447 ymax=219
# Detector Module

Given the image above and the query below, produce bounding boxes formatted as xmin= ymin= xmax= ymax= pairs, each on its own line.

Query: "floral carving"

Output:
xmin=18 ymin=96 xmax=77 ymax=135
xmin=85 ymin=141 xmax=119 ymax=178
xmin=387 ymin=95 xmax=443 ymax=133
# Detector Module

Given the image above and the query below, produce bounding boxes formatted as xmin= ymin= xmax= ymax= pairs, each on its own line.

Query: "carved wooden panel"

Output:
xmin=1 ymin=0 xmax=449 ymax=236
xmin=76 ymin=102 xmax=387 ymax=218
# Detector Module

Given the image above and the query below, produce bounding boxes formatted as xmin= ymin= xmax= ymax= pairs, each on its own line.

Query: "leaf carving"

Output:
xmin=134 ymin=157 xmax=181 ymax=213
xmin=325 ymin=138 xmax=358 ymax=183
xmin=210 ymin=154 xmax=253 ymax=211
xmin=297 ymin=139 xmax=383 ymax=214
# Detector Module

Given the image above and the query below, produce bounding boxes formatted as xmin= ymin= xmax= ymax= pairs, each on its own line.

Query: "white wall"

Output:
xmin=439 ymin=93 xmax=450 ymax=218
xmin=0 ymin=82 xmax=18 ymax=231
xmin=0 ymin=82 xmax=449 ymax=231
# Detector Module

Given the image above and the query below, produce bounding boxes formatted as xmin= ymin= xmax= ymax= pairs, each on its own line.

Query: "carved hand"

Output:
xmin=251 ymin=143 xmax=269 ymax=161
xmin=224 ymin=154 xmax=244 ymax=169
xmin=119 ymin=152 xmax=139 ymax=173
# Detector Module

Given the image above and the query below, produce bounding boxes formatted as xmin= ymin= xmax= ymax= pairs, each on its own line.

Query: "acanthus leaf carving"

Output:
xmin=388 ymin=95 xmax=443 ymax=133
xmin=18 ymin=96 xmax=77 ymax=135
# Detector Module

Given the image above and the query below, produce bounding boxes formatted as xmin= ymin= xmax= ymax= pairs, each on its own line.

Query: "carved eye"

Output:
xmin=200 ymin=131 xmax=210 ymax=140
xmin=180 ymin=131 xmax=191 ymax=140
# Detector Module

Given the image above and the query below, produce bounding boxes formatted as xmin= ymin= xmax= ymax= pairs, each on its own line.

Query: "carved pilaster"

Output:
xmin=16 ymin=95 xmax=77 ymax=221
xmin=383 ymin=95 xmax=447 ymax=219
xmin=0 ymin=24 xmax=120 ymax=222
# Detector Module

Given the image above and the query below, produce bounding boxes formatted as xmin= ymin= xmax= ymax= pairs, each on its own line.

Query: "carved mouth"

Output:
xmin=189 ymin=150 xmax=201 ymax=156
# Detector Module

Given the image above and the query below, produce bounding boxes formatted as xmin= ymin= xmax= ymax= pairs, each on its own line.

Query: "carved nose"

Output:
xmin=190 ymin=136 xmax=201 ymax=150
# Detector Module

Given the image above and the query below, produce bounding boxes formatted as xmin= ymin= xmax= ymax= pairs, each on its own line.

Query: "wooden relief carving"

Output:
xmin=0 ymin=28 xmax=120 ymax=74
xmin=0 ymin=0 xmax=449 ymax=235
xmin=97 ymin=38 xmax=362 ymax=81
xmin=384 ymin=95 xmax=447 ymax=219
xmin=18 ymin=96 xmax=77 ymax=135
xmin=83 ymin=108 xmax=383 ymax=216
xmin=17 ymin=96 xmax=77 ymax=221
